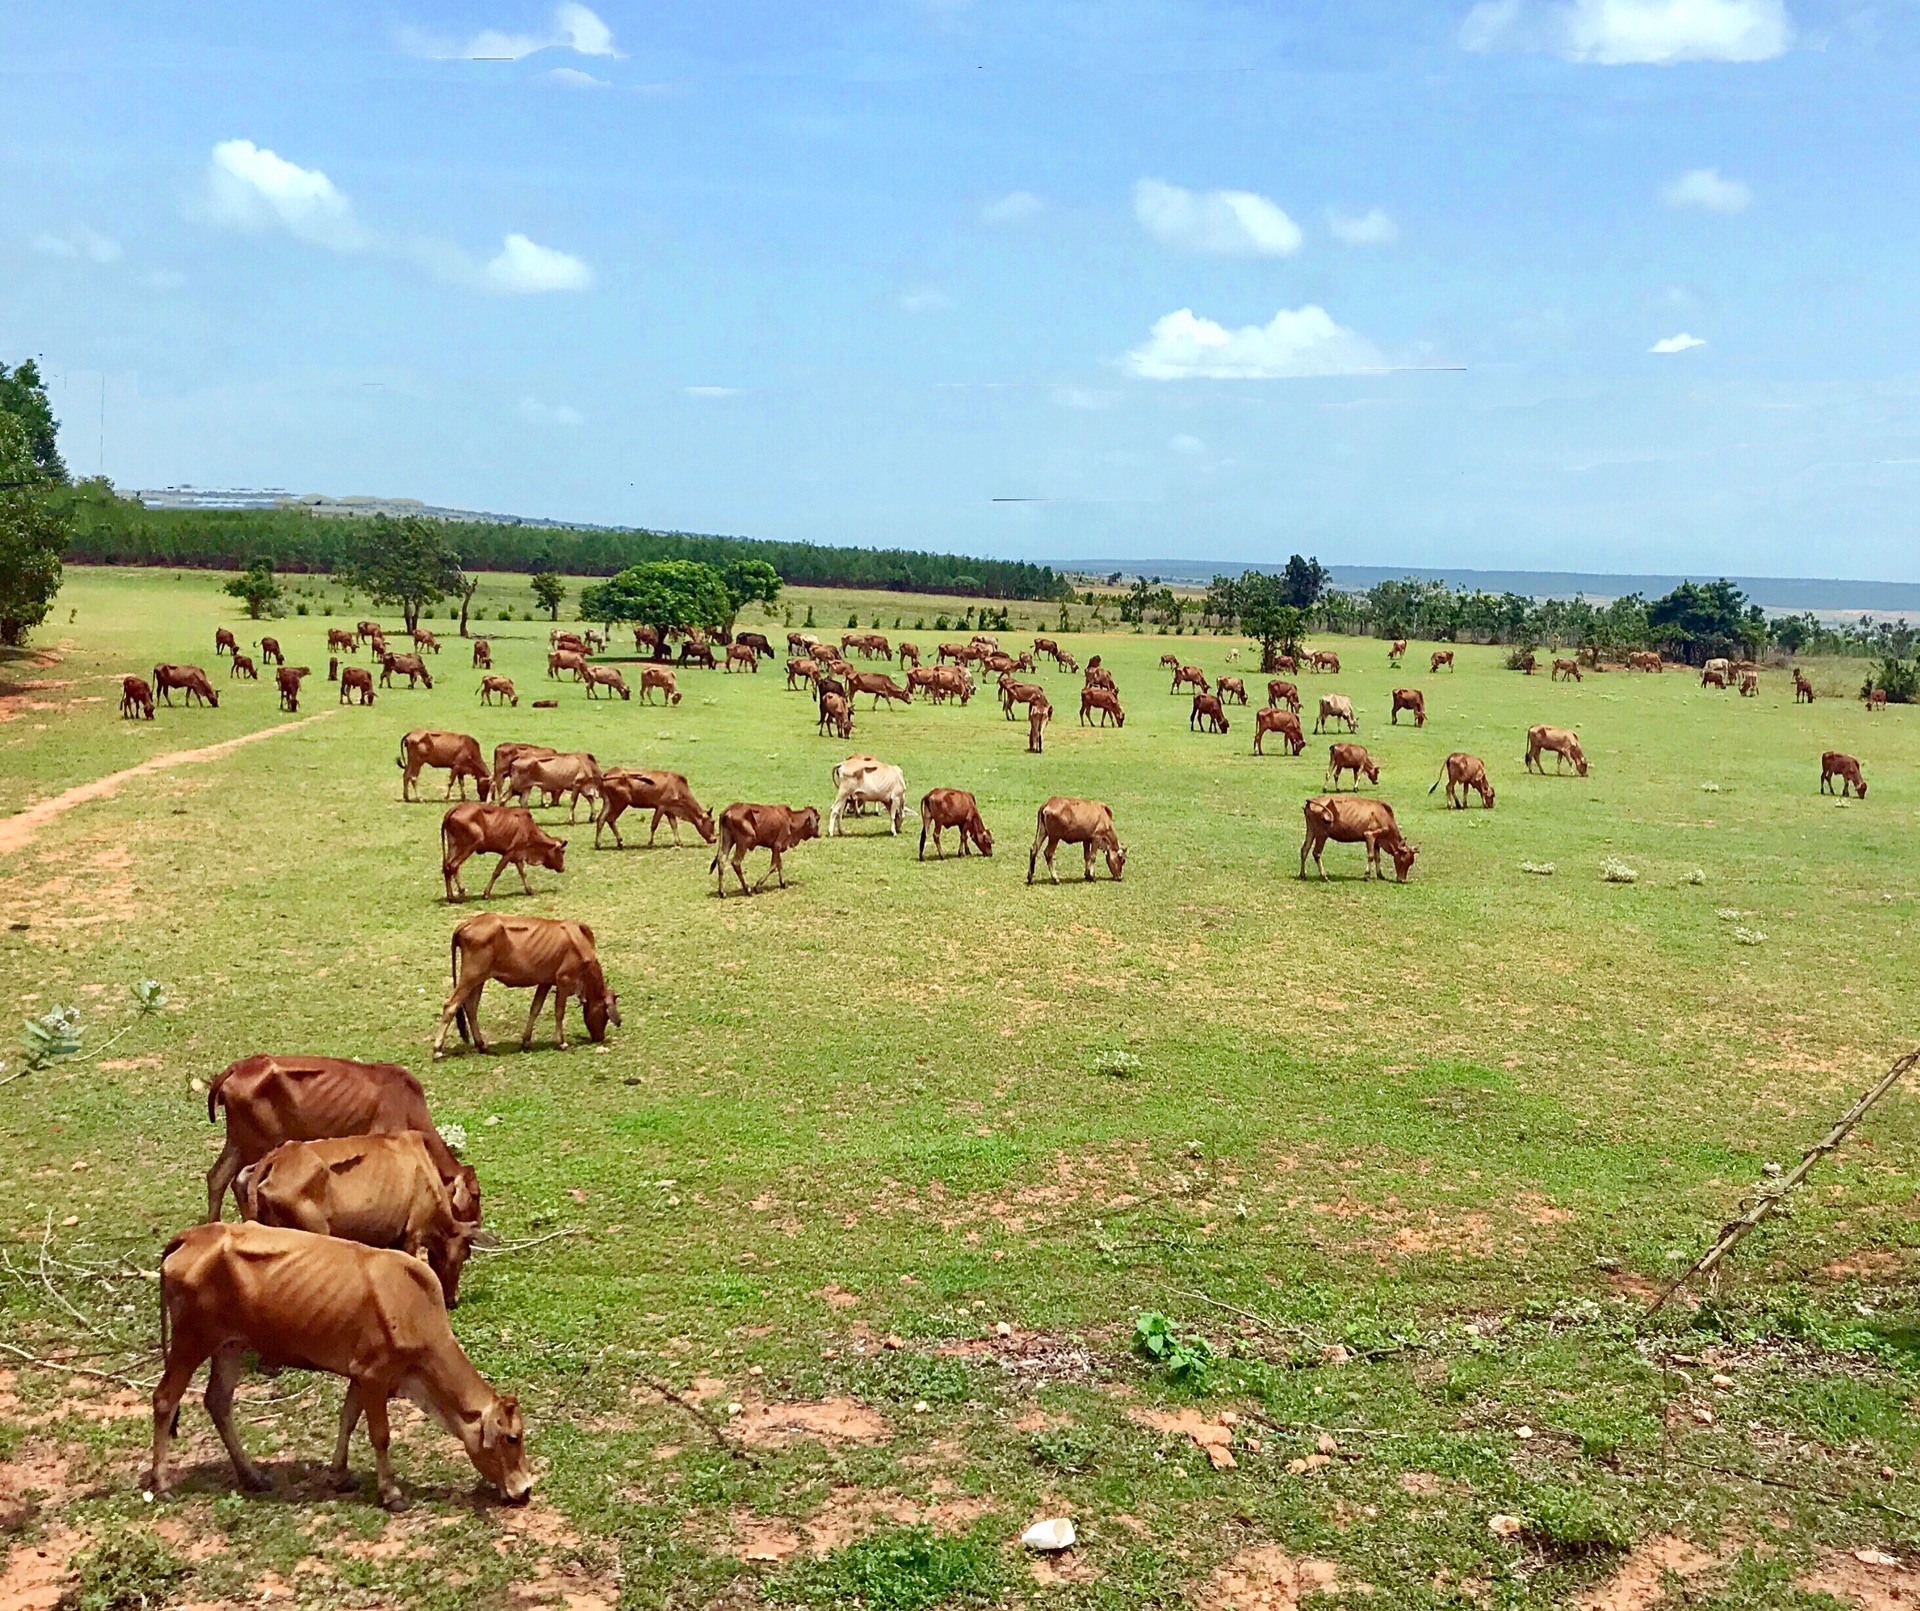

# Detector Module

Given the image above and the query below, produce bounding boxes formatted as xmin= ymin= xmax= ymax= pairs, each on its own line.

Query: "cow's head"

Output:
xmin=1856 ymin=775 xmax=1869 ymax=798
xmin=1390 ymin=839 xmax=1421 ymax=882
xmin=1105 ymin=841 xmax=1128 ymax=881
xmin=972 ymin=821 xmax=995 ymax=856
xmin=691 ymin=807 xmax=717 ymax=844
xmin=542 ymin=837 xmax=568 ymax=875
xmin=475 ymin=774 xmax=494 ymax=802
xmin=1113 ymin=707 xmax=1125 ymax=727
xmin=467 ymin=1393 xmax=534 ymax=1502
xmin=793 ymin=807 xmax=822 ymax=844
xmin=205 ymin=687 xmax=220 ymax=707
xmin=447 ymin=1164 xmax=483 ymax=1222
xmin=583 ymin=963 xmax=620 ymax=1043
xmin=1478 ymin=779 xmax=1497 ymax=808
xmin=1571 ymin=748 xmax=1588 ymax=777
xmin=1363 ymin=760 xmax=1379 ymax=784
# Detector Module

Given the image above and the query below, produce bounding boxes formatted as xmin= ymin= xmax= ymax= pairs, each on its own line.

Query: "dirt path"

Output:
xmin=0 ymin=711 xmax=335 ymax=856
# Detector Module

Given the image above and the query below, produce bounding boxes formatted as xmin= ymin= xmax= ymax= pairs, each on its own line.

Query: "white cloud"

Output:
xmin=982 ymin=190 xmax=1044 ymax=225
xmin=1650 ymin=331 xmax=1707 ymax=352
xmin=1133 ymin=178 xmax=1301 ymax=258
xmin=32 ymin=226 xmax=122 ymax=264
xmin=1168 ymin=433 xmax=1206 ymax=455
xmin=1660 ymin=167 xmax=1751 ymax=212
xmin=1328 ymin=207 xmax=1399 ymax=246
xmin=205 ymin=139 xmax=368 ymax=251
xmin=685 ymin=386 xmax=740 ymax=398
xmin=1051 ymin=386 xmax=1120 ymax=410
xmin=1126 ymin=305 xmax=1386 ymax=380
xmin=520 ymin=398 xmax=584 ymax=425
xmin=545 ymin=66 xmax=609 ymax=88
xmin=1461 ymin=0 xmax=1792 ymax=63
xmin=483 ymin=233 xmax=593 ymax=293
xmin=408 ymin=3 xmax=622 ymax=60
xmin=900 ymin=287 xmax=951 ymax=313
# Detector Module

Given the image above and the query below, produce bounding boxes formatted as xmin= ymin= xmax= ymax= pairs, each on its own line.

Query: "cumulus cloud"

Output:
xmin=1660 ymin=167 xmax=1751 ymax=212
xmin=545 ymin=66 xmax=609 ymax=88
xmin=1460 ymin=0 xmax=1792 ymax=63
xmin=1328 ymin=207 xmax=1399 ymax=246
xmin=204 ymin=139 xmax=368 ymax=251
xmin=981 ymin=190 xmax=1045 ymax=225
xmin=520 ymin=398 xmax=584 ymax=425
xmin=1133 ymin=179 xmax=1301 ymax=258
xmin=1126 ymin=305 xmax=1386 ymax=380
xmin=1650 ymin=331 xmax=1707 ymax=352
xmin=406 ymin=3 xmax=622 ymax=60
xmin=483 ymin=233 xmax=594 ymax=293
xmin=32 ymin=226 xmax=122 ymax=264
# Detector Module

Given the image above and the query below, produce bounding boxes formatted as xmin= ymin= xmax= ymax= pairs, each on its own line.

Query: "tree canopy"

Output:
xmin=0 ymin=361 xmax=66 ymax=485
xmin=0 ymin=411 xmax=68 ymax=645
xmin=223 ymin=555 xmax=282 ymax=619
xmin=338 ymin=515 xmax=466 ymax=631
xmin=1646 ymin=579 xmax=1763 ymax=664
xmin=531 ymin=571 xmax=566 ymax=620
xmin=1234 ymin=571 xmax=1309 ymax=671
xmin=580 ymin=560 xmax=734 ymax=645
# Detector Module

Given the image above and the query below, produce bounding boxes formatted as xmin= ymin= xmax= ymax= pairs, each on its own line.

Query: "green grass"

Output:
xmin=5 ymin=566 xmax=1920 ymax=1607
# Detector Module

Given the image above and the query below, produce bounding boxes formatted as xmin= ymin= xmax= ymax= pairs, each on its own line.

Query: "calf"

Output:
xmin=1551 ymin=658 xmax=1582 ymax=682
xmin=1794 ymin=669 xmax=1816 ymax=703
xmin=400 ymin=730 xmax=493 ymax=802
xmin=257 ymin=637 xmax=284 ymax=666
xmin=1326 ymin=742 xmax=1379 ymax=787
xmin=328 ymin=628 xmax=359 ymax=654
xmin=1267 ymin=679 xmax=1301 ymax=712
xmin=472 ymin=639 xmax=493 ymax=669
xmin=640 ymin=666 xmax=681 ymax=705
xmin=120 ymin=675 xmax=155 ymax=720
xmin=1524 ymin=724 xmax=1586 ymax=776
xmin=830 ymin=756 xmax=911 ymax=835
xmin=1170 ymin=664 xmax=1210 ymax=697
xmin=1389 ymin=638 xmax=1408 ymax=662
xmin=1430 ymin=752 xmax=1495 ymax=809
xmin=1315 ymin=693 xmax=1357 ymax=734
xmin=583 ymin=665 xmax=630 ymax=700
xmin=441 ymin=802 xmax=567 ymax=901
xmin=380 ymin=653 xmax=434 ymax=690
xmin=1080 ymin=686 xmax=1125 ymax=727
xmin=1700 ymin=668 xmax=1727 ymax=690
xmin=1300 ymin=795 xmax=1418 ymax=883
xmin=1190 ymin=692 xmax=1230 ymax=733
xmin=1027 ymin=697 xmax=1051 ymax=754
xmin=818 ymin=691 xmax=854 ymax=739
xmin=1028 ymin=797 xmax=1126 ymax=884
xmin=711 ymin=802 xmax=821 ymax=896
xmin=593 ymin=769 xmax=715 ymax=848
xmin=1253 ymin=707 xmax=1305 ymax=755
xmin=506 ymin=752 xmax=602 ymax=820
xmin=150 ymin=1222 xmax=530 ymax=1508
xmin=435 ymin=912 xmax=619 ymax=1054
xmin=1218 ymin=675 xmax=1247 ymax=705
xmin=340 ymin=665 xmax=376 ymax=705
xmin=725 ymin=643 xmax=760 ymax=673
xmin=479 ymin=674 xmax=518 ymax=706
xmin=1821 ymin=751 xmax=1867 ymax=798
xmin=154 ymin=663 xmax=218 ymax=708
xmin=1431 ymin=650 xmax=1455 ymax=672
xmin=1866 ymin=687 xmax=1889 ymax=712
xmin=1390 ymin=687 xmax=1425 ymax=726
xmin=229 ymin=652 xmax=258 ymax=680
xmin=276 ymin=665 xmax=310 ymax=713
xmin=215 ymin=627 xmax=239 ymax=658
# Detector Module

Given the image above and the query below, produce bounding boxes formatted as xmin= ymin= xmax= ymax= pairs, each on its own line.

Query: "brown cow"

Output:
xmin=1524 ymin=724 xmax=1586 ymax=776
xmin=905 ymin=665 xmax=941 ymax=699
xmin=1027 ymin=697 xmax=1051 ymax=754
xmin=413 ymin=628 xmax=441 ymax=654
xmin=1431 ymin=650 xmax=1455 ymax=672
xmin=1300 ymin=795 xmax=1419 ymax=882
xmin=1080 ymin=686 xmax=1125 ymax=727
xmin=1084 ymin=665 xmax=1117 ymax=692
xmin=679 ymin=639 xmax=718 ymax=669
xmin=735 ymin=631 xmax=774 ymax=661
xmin=400 ymin=730 xmax=493 ymax=802
xmin=594 ymin=769 xmax=715 ymax=848
xmin=1267 ymin=679 xmax=1301 ymax=712
xmin=1159 ymin=652 xmax=1182 ymax=672
xmin=1170 ymin=664 xmax=1210 ymax=697
xmin=915 ymin=798 xmax=994 ymax=864
xmin=340 ymin=666 xmax=375 ymax=705
xmin=120 ymin=675 xmax=155 ymax=720
xmin=229 ymin=652 xmax=258 ymax=680
xmin=1032 ymin=637 xmax=1063 ymax=666
xmin=551 ymin=631 xmax=588 ymax=654
xmin=1253 ymin=707 xmax=1305 ymax=755
xmin=149 ymin=1221 xmax=530 ymax=1508
xmin=1700 ymin=668 xmax=1727 ymax=690
xmin=898 ymin=641 xmax=921 ymax=668
xmin=1551 ymin=658 xmax=1582 ymax=682
xmin=1794 ymin=669 xmax=1816 ymax=703
xmin=1866 ymin=687 xmax=1889 ymax=712
xmin=435 ymin=913 xmax=618 ymax=1054
xmin=1326 ymin=742 xmax=1379 ymax=787
xmin=257 ymin=636 xmax=284 ymax=666
xmin=240 ymin=1132 xmax=486 ymax=1308
xmin=491 ymin=742 xmax=556 ymax=796
xmin=1218 ymin=674 xmax=1247 ymax=705
xmin=1512 ymin=650 xmax=1538 ymax=675
xmin=380 ymin=653 xmax=434 ymax=690
xmin=1190 ymin=692 xmax=1230 ymax=733
xmin=583 ymin=665 xmax=630 ymax=700
xmin=356 ymin=620 xmax=381 ymax=644
xmin=1430 ymin=752 xmax=1495 ymax=809
xmin=276 ymin=665 xmax=310 ymax=712
xmin=479 ymin=674 xmax=518 ymax=706
xmin=1315 ymin=693 xmax=1357 ymax=734
xmin=1821 ymin=751 xmax=1867 ymax=798
xmin=849 ymin=669 xmax=911 ymax=709
xmin=931 ymin=665 xmax=973 ymax=705
xmin=472 ymin=638 xmax=493 ymax=669
xmin=328 ymin=628 xmax=359 ymax=654
xmin=788 ymin=657 xmax=820 ymax=689
xmin=204 ymin=1054 xmax=476 ymax=1224
xmin=711 ymin=802 xmax=821 ymax=896
xmin=1311 ymin=650 xmax=1341 ymax=674
xmin=725 ymin=643 xmax=759 ymax=673
xmin=1272 ymin=654 xmax=1298 ymax=674
xmin=1739 ymin=670 xmax=1759 ymax=697
xmin=1391 ymin=687 xmax=1426 ymax=726
xmin=1389 ymin=638 xmax=1407 ymax=662
xmin=1057 ymin=650 xmax=1079 ymax=674
xmin=634 ymin=625 xmax=663 ymax=656
xmin=215 ymin=627 xmax=239 ymax=658
xmin=548 ymin=649 xmax=588 ymax=681
xmin=154 ymin=664 xmax=219 ymax=707
xmin=640 ymin=666 xmax=681 ymax=705
xmin=442 ymin=803 xmax=567 ymax=901
xmin=1027 ymin=797 xmax=1126 ymax=884
xmin=1000 ymin=677 xmax=1046 ymax=720
xmin=506 ymin=752 xmax=602 ymax=820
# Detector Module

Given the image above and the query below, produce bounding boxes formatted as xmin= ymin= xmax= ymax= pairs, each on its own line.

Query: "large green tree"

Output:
xmin=1235 ymin=570 xmax=1308 ymax=671
xmin=0 ymin=412 xmax=68 ymax=646
xmin=1279 ymin=553 xmax=1329 ymax=609
xmin=223 ymin=554 xmax=282 ymax=619
xmin=1647 ymin=579 xmax=1759 ymax=665
xmin=0 ymin=361 xmax=67 ymax=484
xmin=339 ymin=515 xmax=466 ymax=631
xmin=720 ymin=558 xmax=781 ymax=617
xmin=580 ymin=559 xmax=733 ymax=654
xmin=531 ymin=571 xmax=566 ymax=620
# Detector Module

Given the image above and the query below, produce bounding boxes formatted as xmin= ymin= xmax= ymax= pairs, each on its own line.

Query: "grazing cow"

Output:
xmin=816 ymin=671 xmax=848 ymax=704
xmin=735 ymin=631 xmax=775 ymax=662
xmin=1000 ymin=677 xmax=1046 ymax=720
xmin=1028 ymin=697 xmax=1051 ymax=753
xmin=788 ymin=657 xmax=821 ymax=690
xmin=640 ymin=666 xmax=682 ymax=705
xmin=149 ymin=1222 xmax=531 ymax=1508
xmin=1315 ymin=694 xmax=1358 ymax=734
xmin=548 ymin=649 xmax=588 ymax=681
xmin=898 ymin=641 xmax=921 ymax=668
xmin=1866 ymin=687 xmax=1889 ymax=713
xmin=1033 ymin=637 xmax=1063 ymax=666
xmin=413 ymin=629 xmax=441 ymax=655
xmin=635 ymin=625 xmax=663 ymax=657
xmin=154 ymin=664 xmax=219 ymax=708
xmin=1084 ymin=665 xmax=1117 ymax=692
xmin=228 ymin=652 xmax=258 ymax=680
xmin=328 ymin=628 xmax=359 ymax=654
xmin=830 ymin=756 xmax=911 ymax=835
xmin=365 ymin=632 xmax=389 ymax=661
xmin=1218 ymin=675 xmax=1247 ymax=705
xmin=1272 ymin=654 xmax=1298 ymax=674
xmin=1551 ymin=658 xmax=1582 ymax=682
xmin=786 ymin=631 xmax=817 ymax=656
xmin=1326 ymin=742 xmax=1379 ymax=787
xmin=441 ymin=802 xmax=567 ymax=901
xmin=491 ymin=743 xmax=556 ymax=797
xmin=215 ymin=627 xmax=239 ymax=658
xmin=937 ymin=641 xmax=969 ymax=664
xmin=1057 ymin=650 xmax=1079 ymax=674
xmin=1739 ymin=670 xmax=1759 ymax=697
xmin=1389 ymin=638 xmax=1408 ymax=662
xmin=552 ymin=632 xmax=588 ymax=656
xmin=1253 ymin=707 xmax=1305 ymax=756
xmin=1170 ymin=664 xmax=1210 ymax=697
xmin=1311 ymin=650 xmax=1342 ymax=674
xmin=582 ymin=630 xmax=608 ymax=654
xmin=1300 ymin=795 xmax=1419 ymax=883
xmin=204 ymin=1054 xmax=476 ymax=1225
xmin=1431 ymin=650 xmax=1455 ymax=673
xmin=725 ymin=643 xmax=759 ymax=673
xmin=472 ymin=639 xmax=493 ymax=669
xmin=257 ymin=637 xmax=283 ymax=666
xmin=1190 ymin=693 xmax=1230 ymax=733
xmin=849 ymin=669 xmax=911 ymax=709
xmin=120 ymin=674 xmax=155 ymax=720
xmin=1700 ymin=668 xmax=1727 ymax=690
xmin=1160 ymin=652 xmax=1183 ymax=673
xmin=711 ymin=802 xmax=821 ymax=896
xmin=594 ymin=769 xmax=714 ymax=848
xmin=818 ymin=691 xmax=854 ymax=739
xmin=1524 ymin=724 xmax=1587 ymax=776
xmin=1821 ymin=751 xmax=1867 ymax=798
xmin=905 ymin=665 xmax=941 ymax=699
xmin=1391 ymin=688 xmax=1426 ymax=726
xmin=1027 ymin=797 xmax=1127 ymax=885
xmin=983 ymin=652 xmax=1019 ymax=677
xmin=1080 ymin=686 xmax=1125 ymax=727
xmin=1628 ymin=651 xmax=1663 ymax=672
xmin=276 ymin=665 xmax=309 ymax=713
xmin=583 ymin=665 xmax=630 ymax=700
xmin=479 ymin=674 xmax=518 ymax=707
xmin=1703 ymin=657 xmax=1731 ymax=685
xmin=919 ymin=789 xmax=992 ymax=858
xmin=1794 ymin=670 xmax=1816 ymax=703
xmin=679 ymin=639 xmax=717 ymax=669
xmin=929 ymin=666 xmax=972 ymax=705
xmin=436 ymin=913 xmax=618 ymax=1054
xmin=1430 ymin=752 xmax=1495 ymax=809
xmin=240 ymin=1133 xmax=486 ymax=1309
xmin=506 ymin=752 xmax=602 ymax=820
xmin=400 ymin=730 xmax=493 ymax=803
xmin=1512 ymin=650 xmax=1538 ymax=675
xmin=1267 ymin=679 xmax=1301 ymax=712
xmin=380 ymin=653 xmax=434 ymax=690
xmin=339 ymin=666 xmax=376 ymax=705
xmin=356 ymin=621 xmax=381 ymax=645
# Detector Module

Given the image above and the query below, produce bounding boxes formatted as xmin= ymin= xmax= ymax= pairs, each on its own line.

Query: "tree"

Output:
xmin=223 ymin=554 xmax=281 ymax=619
xmin=0 ymin=360 xmax=67 ymax=484
xmin=1280 ymin=554 xmax=1329 ymax=609
xmin=0 ymin=412 xmax=67 ymax=645
xmin=579 ymin=560 xmax=731 ymax=656
xmin=1236 ymin=570 xmax=1308 ymax=672
xmin=339 ymin=515 xmax=465 ymax=632
xmin=720 ymin=558 xmax=781 ymax=619
xmin=531 ymin=571 xmax=566 ymax=621
xmin=456 ymin=572 xmax=481 ymax=637
xmin=1647 ymin=579 xmax=1750 ymax=666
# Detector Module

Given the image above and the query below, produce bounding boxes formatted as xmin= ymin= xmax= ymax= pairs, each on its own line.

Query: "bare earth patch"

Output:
xmin=1189 ymin=1545 xmax=1340 ymax=1610
xmin=0 ymin=1524 xmax=85 ymax=1611
xmin=1572 ymin=1536 xmax=1728 ymax=1610
xmin=731 ymin=1397 xmax=888 ymax=1449
xmin=1130 ymin=1406 xmax=1239 ymax=1470
xmin=1797 ymin=1546 xmax=1920 ymax=1609
xmin=722 ymin=1487 xmax=992 ymax=1562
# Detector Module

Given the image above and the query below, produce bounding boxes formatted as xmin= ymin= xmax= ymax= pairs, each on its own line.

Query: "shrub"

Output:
xmin=773 ymin=1527 xmax=1004 ymax=1610
xmin=66 ymin=1532 xmax=187 ymax=1611
xmin=1601 ymin=858 xmax=1638 ymax=884
xmin=1133 ymin=1311 xmax=1216 ymax=1388
xmin=1092 ymin=1047 xmax=1141 ymax=1079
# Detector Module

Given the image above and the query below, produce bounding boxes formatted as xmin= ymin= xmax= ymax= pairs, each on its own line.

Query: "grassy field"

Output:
xmin=4 ymin=565 xmax=1920 ymax=1610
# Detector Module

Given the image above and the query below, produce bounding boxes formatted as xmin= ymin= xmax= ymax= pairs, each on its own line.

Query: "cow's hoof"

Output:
xmin=240 ymin=1467 xmax=273 ymax=1493
xmin=380 ymin=1489 xmax=408 ymax=1512
xmin=330 ymin=1469 xmax=358 ymax=1493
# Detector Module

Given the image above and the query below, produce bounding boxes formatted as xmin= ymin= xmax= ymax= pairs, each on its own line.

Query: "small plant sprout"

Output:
xmin=1521 ymin=861 xmax=1556 ymax=876
xmin=1093 ymin=1047 xmax=1141 ymax=1079
xmin=1601 ymin=857 xmax=1639 ymax=884
xmin=132 ymin=978 xmax=168 ymax=1015
xmin=1133 ymin=1311 xmax=1217 ymax=1388
xmin=20 ymin=1005 xmax=82 ymax=1072
xmin=1683 ymin=868 xmax=1707 ymax=885
xmin=437 ymin=1121 xmax=469 ymax=1155
xmin=1733 ymin=927 xmax=1766 ymax=946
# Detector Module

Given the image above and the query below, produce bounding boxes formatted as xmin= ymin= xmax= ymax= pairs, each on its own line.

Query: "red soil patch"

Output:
xmin=0 ymin=1524 xmax=85 ymax=1611
xmin=1797 ymin=1547 xmax=1920 ymax=1609
xmin=1189 ymin=1546 xmax=1340 ymax=1610
xmin=1571 ymin=1536 xmax=1728 ymax=1610
xmin=731 ymin=1397 xmax=888 ymax=1449
xmin=1130 ymin=1407 xmax=1238 ymax=1470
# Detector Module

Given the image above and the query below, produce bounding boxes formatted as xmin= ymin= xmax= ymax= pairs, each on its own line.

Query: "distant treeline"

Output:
xmin=54 ymin=486 xmax=1074 ymax=602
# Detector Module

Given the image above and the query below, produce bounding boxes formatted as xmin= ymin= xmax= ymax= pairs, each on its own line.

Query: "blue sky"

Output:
xmin=7 ymin=0 xmax=1920 ymax=577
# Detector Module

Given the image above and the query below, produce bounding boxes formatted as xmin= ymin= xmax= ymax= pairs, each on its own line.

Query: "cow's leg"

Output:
xmin=148 ymin=1335 xmax=204 ymax=1493
xmin=731 ymin=850 xmax=753 ymax=896
xmin=514 ymin=856 xmax=538 ymax=897
xmin=480 ymin=855 xmax=511 ymax=900
xmin=552 ymin=988 xmax=570 ymax=1050
xmin=524 ymin=985 xmax=552 ymax=1050
xmin=205 ymin=1142 xmax=243 ymax=1221
xmin=332 ymin=1383 xmax=365 ymax=1489
xmin=206 ymin=1344 xmax=270 ymax=1491
xmin=1083 ymin=841 xmax=1096 ymax=882
xmin=360 ymin=1391 xmax=403 ymax=1508
xmin=444 ymin=848 xmax=467 ymax=903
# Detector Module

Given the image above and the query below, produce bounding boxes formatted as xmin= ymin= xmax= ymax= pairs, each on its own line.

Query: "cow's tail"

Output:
xmin=1428 ymin=762 xmax=1445 ymax=795
xmin=206 ymin=1062 xmax=236 ymax=1123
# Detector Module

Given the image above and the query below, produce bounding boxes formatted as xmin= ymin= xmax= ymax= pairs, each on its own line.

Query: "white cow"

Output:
xmin=829 ymin=755 xmax=913 ymax=836
xmin=1314 ymin=693 xmax=1358 ymax=734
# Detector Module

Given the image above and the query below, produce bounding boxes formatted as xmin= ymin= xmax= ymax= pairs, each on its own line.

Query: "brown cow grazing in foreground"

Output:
xmin=1084 ymin=664 xmax=1117 ymax=692
xmin=215 ymin=627 xmax=239 ymax=658
xmin=1821 ymin=751 xmax=1867 ymax=798
xmin=818 ymin=691 xmax=854 ymax=739
xmin=381 ymin=652 xmax=434 ymax=690
xmin=1217 ymin=674 xmax=1247 ymax=705
xmin=1391 ymin=688 xmax=1426 ymax=726
xmin=919 ymin=789 xmax=993 ymax=859
xmin=679 ymin=639 xmax=718 ymax=669
xmin=204 ymin=1054 xmax=476 ymax=1225
xmin=711 ymin=803 xmax=821 ymax=896
xmin=640 ymin=665 xmax=681 ymax=705
xmin=154 ymin=664 xmax=219 ymax=707
xmin=788 ymin=657 xmax=820 ymax=689
xmin=1272 ymin=654 xmax=1297 ymax=674
xmin=1315 ymin=693 xmax=1358 ymax=734
xmin=1190 ymin=692 xmax=1230 ymax=733
xmin=149 ymin=1221 xmax=531 ymax=1508
xmin=340 ymin=666 xmax=375 ymax=705
xmin=1171 ymin=664 xmax=1210 ymax=697
xmin=276 ymin=665 xmax=309 ymax=712
xmin=1551 ymin=658 xmax=1582 ymax=682
xmin=1431 ymin=650 xmax=1454 ymax=672
xmin=1326 ymin=742 xmax=1379 ymax=787
xmin=735 ymin=631 xmax=775 ymax=661
xmin=1028 ymin=697 xmax=1051 ymax=753
xmin=1525 ymin=724 xmax=1587 ymax=776
xmin=1310 ymin=650 xmax=1341 ymax=673
xmin=1268 ymin=679 xmax=1301 ymax=712
xmin=548 ymin=649 xmax=588 ymax=681
xmin=1254 ymin=707 xmax=1305 ymax=755
xmin=400 ymin=730 xmax=493 ymax=802
xmin=583 ymin=665 xmax=630 ymax=700
xmin=1739 ymin=670 xmax=1759 ymax=697
xmin=257 ymin=636 xmax=283 ymax=666
xmin=229 ymin=652 xmax=258 ymax=680
xmin=1080 ymin=686 xmax=1125 ymax=727
xmin=897 ymin=641 xmax=921 ymax=668
xmin=435 ymin=913 xmax=618 ymax=1054
xmin=479 ymin=674 xmax=517 ymax=707
xmin=1431 ymin=752 xmax=1495 ymax=809
xmin=1794 ymin=669 xmax=1816 ymax=703
xmin=1028 ymin=797 xmax=1127 ymax=884
xmin=506 ymin=752 xmax=602 ymax=820
xmin=491 ymin=742 xmax=556 ymax=796
xmin=120 ymin=675 xmax=155 ymax=720
xmin=413 ymin=628 xmax=441 ymax=654
xmin=472 ymin=639 xmax=492 ymax=669
xmin=441 ymin=803 xmax=567 ymax=901
xmin=240 ymin=1133 xmax=488 ymax=1309
xmin=930 ymin=666 xmax=974 ymax=705
xmin=1700 ymin=668 xmax=1727 ymax=690
xmin=594 ymin=769 xmax=715 ymax=848
xmin=1300 ymin=795 xmax=1419 ymax=883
